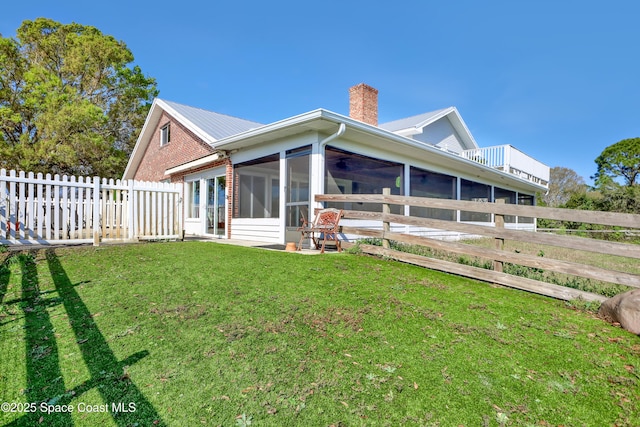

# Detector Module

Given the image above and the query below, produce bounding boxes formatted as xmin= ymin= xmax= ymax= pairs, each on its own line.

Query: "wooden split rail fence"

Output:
xmin=317 ymin=191 xmax=640 ymax=302
xmin=1 ymin=169 xmax=183 ymax=246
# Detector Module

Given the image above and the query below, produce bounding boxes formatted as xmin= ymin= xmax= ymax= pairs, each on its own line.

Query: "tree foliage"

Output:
xmin=560 ymin=183 xmax=639 ymax=215
xmin=593 ymin=137 xmax=640 ymax=187
xmin=0 ymin=18 xmax=158 ymax=177
xmin=540 ymin=166 xmax=586 ymax=207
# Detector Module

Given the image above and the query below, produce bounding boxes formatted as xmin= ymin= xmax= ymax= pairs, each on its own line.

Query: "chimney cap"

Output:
xmin=349 ymin=83 xmax=379 ymax=94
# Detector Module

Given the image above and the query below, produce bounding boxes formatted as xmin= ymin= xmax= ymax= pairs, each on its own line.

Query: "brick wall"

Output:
xmin=132 ymin=111 xmax=215 ymax=182
xmin=225 ymin=162 xmax=233 ymax=238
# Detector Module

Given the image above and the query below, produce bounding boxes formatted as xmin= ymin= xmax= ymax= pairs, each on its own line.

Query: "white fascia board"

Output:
xmin=447 ymin=107 xmax=479 ymax=149
xmin=123 ymin=98 xmax=220 ymax=180
xmin=388 ymin=108 xmax=452 ymax=137
xmin=393 ymin=127 xmax=422 ymax=137
xmin=212 ymin=109 xmax=329 ymax=150
xmin=416 ymin=107 xmax=455 ymax=128
xmin=321 ymin=112 xmax=545 ymax=192
xmin=165 ymin=152 xmax=226 ymax=175
xmin=155 ymin=99 xmax=218 ymax=146
xmin=407 ymin=106 xmax=478 ymax=150
xmin=123 ymin=99 xmax=163 ymax=180
xmin=392 ymin=107 xmax=478 ymax=150
xmin=210 ymin=108 xmax=545 ymax=192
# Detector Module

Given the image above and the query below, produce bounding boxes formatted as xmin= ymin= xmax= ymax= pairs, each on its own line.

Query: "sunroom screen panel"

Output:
xmin=324 ymin=146 xmax=403 ymax=214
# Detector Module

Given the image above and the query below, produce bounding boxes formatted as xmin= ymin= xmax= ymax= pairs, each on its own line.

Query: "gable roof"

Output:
xmin=123 ymin=98 xmax=263 ymax=179
xmin=379 ymin=106 xmax=478 ymax=150
xmin=123 ymin=99 xmax=545 ymax=191
xmin=379 ymin=108 xmax=451 ymax=132
xmin=201 ymin=108 xmax=545 ymax=192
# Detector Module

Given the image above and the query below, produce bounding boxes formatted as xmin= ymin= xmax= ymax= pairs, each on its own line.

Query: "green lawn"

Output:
xmin=0 ymin=242 xmax=638 ymax=426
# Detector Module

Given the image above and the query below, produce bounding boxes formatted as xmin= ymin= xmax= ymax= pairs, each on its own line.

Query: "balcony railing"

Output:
xmin=460 ymin=145 xmax=549 ymax=187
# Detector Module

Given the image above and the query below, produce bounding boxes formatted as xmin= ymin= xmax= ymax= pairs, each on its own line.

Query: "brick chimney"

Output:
xmin=349 ymin=83 xmax=378 ymax=126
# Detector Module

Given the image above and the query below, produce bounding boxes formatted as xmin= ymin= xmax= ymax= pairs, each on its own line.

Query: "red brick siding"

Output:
xmin=226 ymin=162 xmax=233 ymax=238
xmin=133 ymin=111 xmax=215 ymax=182
xmin=233 ymin=168 xmax=240 ymax=218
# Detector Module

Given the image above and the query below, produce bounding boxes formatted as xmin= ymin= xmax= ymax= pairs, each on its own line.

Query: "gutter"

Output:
xmin=168 ymin=107 xmax=545 ymax=192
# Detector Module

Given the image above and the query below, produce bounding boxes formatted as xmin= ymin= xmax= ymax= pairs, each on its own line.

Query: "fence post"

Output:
xmin=128 ymin=179 xmax=135 ymax=240
xmin=8 ymin=170 xmax=16 ymax=240
xmin=382 ymin=187 xmax=391 ymax=249
xmin=18 ymin=171 xmax=26 ymax=240
xmin=1 ymin=169 xmax=7 ymax=240
xmin=493 ymin=199 xmax=505 ymax=272
xmin=93 ymin=177 xmax=101 ymax=246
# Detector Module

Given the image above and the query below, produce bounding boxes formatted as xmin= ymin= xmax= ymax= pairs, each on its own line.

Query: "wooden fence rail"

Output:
xmin=1 ymin=169 xmax=183 ymax=246
xmin=317 ymin=192 xmax=640 ymax=302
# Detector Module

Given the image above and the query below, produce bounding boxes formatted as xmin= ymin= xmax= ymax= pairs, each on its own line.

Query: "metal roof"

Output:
xmin=379 ymin=108 xmax=451 ymax=132
xmin=161 ymin=99 xmax=263 ymax=141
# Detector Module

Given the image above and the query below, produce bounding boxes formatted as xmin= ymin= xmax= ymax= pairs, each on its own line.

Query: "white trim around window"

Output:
xmin=160 ymin=123 xmax=170 ymax=146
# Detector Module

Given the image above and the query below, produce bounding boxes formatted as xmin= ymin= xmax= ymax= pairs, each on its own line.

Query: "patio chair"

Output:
xmin=297 ymin=208 xmax=343 ymax=253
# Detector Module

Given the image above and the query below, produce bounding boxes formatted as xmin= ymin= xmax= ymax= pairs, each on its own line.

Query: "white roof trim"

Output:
xmin=165 ymin=152 xmax=227 ymax=176
xmin=381 ymin=107 xmax=479 ymax=150
xmin=122 ymin=99 xmax=222 ymax=180
xmin=123 ymin=98 xmax=162 ymax=180
xmin=125 ymin=101 xmax=546 ymax=192
xmin=155 ymin=99 xmax=218 ymax=146
xmin=209 ymin=109 xmax=546 ymax=192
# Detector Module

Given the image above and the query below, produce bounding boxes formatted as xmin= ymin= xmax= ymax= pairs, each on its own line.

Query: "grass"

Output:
xmin=0 ymin=241 xmax=638 ymax=426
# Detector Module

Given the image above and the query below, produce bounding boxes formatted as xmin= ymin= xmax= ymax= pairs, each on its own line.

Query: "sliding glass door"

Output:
xmin=206 ymin=176 xmax=226 ymax=236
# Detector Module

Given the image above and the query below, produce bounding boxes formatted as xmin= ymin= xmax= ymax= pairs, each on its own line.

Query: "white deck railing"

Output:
xmin=461 ymin=145 xmax=549 ymax=187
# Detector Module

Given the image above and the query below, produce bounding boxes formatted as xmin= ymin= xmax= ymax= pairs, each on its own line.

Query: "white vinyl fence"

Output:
xmin=0 ymin=169 xmax=183 ymax=246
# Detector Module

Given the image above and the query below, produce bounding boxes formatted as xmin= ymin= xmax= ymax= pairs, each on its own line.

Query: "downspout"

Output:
xmin=320 ymin=122 xmax=346 ymax=147
xmin=313 ymin=123 xmax=346 ymax=211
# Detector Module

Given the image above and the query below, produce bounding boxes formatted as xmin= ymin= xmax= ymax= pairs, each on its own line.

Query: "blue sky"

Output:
xmin=3 ymin=1 xmax=639 ymax=185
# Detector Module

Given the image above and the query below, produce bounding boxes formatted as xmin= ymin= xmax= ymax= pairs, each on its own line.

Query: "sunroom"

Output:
xmin=215 ymin=109 xmax=546 ymax=245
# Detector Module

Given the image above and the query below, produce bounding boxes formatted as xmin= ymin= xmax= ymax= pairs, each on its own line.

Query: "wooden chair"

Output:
xmin=297 ymin=208 xmax=343 ymax=253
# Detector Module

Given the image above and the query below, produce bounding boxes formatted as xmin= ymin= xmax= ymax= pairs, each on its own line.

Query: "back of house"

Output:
xmin=123 ymin=83 xmax=549 ymax=245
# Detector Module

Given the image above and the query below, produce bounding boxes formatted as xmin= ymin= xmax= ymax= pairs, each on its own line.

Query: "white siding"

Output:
xmin=231 ymin=218 xmax=280 ymax=243
xmin=412 ymin=117 xmax=465 ymax=153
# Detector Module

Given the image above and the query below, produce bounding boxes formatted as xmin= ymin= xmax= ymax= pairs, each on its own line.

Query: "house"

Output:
xmin=123 ymin=84 xmax=550 ymax=244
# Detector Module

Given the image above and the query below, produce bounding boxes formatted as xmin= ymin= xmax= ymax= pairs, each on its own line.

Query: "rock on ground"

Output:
xmin=598 ymin=288 xmax=640 ymax=335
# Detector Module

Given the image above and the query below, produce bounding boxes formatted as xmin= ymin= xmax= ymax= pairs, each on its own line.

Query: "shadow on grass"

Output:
xmin=0 ymin=254 xmax=10 ymax=305
xmin=43 ymin=249 xmax=166 ymax=426
xmin=3 ymin=251 xmax=73 ymax=426
xmin=4 ymin=250 xmax=165 ymax=426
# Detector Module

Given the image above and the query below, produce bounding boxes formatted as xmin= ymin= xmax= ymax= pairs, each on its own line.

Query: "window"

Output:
xmin=460 ymin=179 xmax=491 ymax=222
xmin=409 ymin=167 xmax=457 ymax=220
xmin=233 ymin=154 xmax=280 ymax=219
xmin=518 ymin=194 xmax=535 ymax=224
xmin=325 ymin=146 xmax=403 ymax=214
xmin=160 ymin=123 xmax=170 ymax=146
xmin=494 ymin=187 xmax=516 ymax=223
xmin=188 ymin=181 xmax=200 ymax=218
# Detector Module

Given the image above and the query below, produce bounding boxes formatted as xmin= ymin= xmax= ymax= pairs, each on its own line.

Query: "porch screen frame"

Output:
xmin=233 ymin=153 xmax=280 ymax=219
xmin=324 ymin=146 xmax=404 ymax=214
